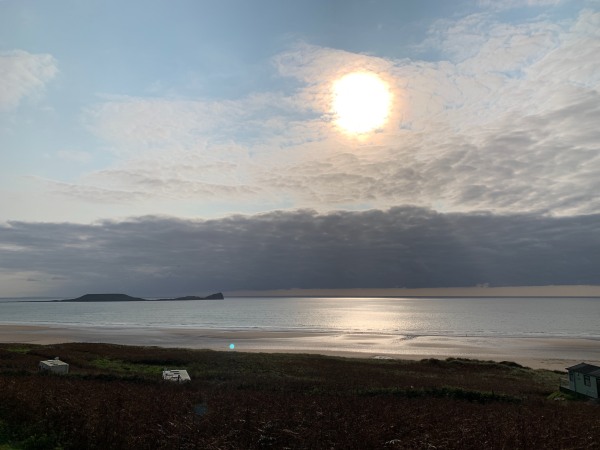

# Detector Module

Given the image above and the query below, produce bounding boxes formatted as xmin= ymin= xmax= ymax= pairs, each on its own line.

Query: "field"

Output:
xmin=0 ymin=342 xmax=598 ymax=449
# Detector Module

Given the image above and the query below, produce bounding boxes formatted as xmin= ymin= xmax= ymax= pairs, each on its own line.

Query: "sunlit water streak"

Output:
xmin=0 ymin=297 xmax=598 ymax=339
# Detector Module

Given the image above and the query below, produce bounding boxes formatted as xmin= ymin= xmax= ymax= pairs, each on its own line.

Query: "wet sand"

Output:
xmin=1 ymin=324 xmax=598 ymax=371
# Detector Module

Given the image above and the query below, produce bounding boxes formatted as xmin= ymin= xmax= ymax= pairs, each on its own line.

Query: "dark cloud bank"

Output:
xmin=2 ymin=207 xmax=599 ymax=296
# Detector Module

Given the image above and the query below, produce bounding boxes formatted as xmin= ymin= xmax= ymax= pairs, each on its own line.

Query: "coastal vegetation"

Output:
xmin=0 ymin=343 xmax=598 ymax=449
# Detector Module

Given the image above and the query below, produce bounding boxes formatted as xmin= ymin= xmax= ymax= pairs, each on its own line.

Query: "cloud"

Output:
xmin=477 ymin=0 xmax=562 ymax=11
xmin=0 ymin=50 xmax=58 ymax=111
xmin=527 ymin=9 xmax=600 ymax=92
xmin=34 ymin=147 xmax=264 ymax=205
xmin=37 ymin=8 xmax=600 ymax=218
xmin=1 ymin=207 xmax=600 ymax=296
xmin=261 ymin=10 xmax=600 ymax=215
xmin=31 ymin=177 xmax=152 ymax=204
xmin=84 ymin=92 xmax=315 ymax=157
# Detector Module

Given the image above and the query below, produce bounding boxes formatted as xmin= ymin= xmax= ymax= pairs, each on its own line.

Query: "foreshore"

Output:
xmin=1 ymin=324 xmax=599 ymax=371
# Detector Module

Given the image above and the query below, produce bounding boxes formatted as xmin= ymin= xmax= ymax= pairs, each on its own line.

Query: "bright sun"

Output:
xmin=332 ymin=72 xmax=392 ymax=135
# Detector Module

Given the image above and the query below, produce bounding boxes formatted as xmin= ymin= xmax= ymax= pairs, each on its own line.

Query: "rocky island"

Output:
xmin=156 ymin=293 xmax=225 ymax=301
xmin=56 ymin=292 xmax=224 ymax=302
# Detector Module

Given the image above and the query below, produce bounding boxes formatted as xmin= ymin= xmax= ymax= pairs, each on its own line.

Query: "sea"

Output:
xmin=0 ymin=296 xmax=599 ymax=339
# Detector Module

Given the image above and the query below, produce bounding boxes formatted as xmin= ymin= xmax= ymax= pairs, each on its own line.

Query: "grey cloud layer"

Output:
xmin=2 ymin=207 xmax=599 ymax=296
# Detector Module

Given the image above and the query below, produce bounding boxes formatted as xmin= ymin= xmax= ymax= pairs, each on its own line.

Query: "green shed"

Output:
xmin=564 ymin=363 xmax=600 ymax=399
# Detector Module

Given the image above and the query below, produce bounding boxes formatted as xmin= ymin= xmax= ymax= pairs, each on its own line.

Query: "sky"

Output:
xmin=1 ymin=0 xmax=599 ymax=297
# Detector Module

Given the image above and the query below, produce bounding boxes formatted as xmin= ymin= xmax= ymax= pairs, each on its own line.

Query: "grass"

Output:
xmin=0 ymin=342 xmax=597 ymax=449
xmin=0 ymin=420 xmax=24 ymax=450
xmin=3 ymin=346 xmax=32 ymax=354
xmin=89 ymin=358 xmax=163 ymax=375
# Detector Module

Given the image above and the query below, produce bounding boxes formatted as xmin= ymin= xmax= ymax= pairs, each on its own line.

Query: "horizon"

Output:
xmin=4 ymin=283 xmax=600 ymax=300
xmin=1 ymin=1 xmax=600 ymax=296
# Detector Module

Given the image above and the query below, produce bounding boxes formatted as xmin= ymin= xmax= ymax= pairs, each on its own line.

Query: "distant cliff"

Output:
xmin=57 ymin=292 xmax=225 ymax=302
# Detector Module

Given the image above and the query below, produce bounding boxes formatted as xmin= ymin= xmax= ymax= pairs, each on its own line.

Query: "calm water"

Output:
xmin=0 ymin=297 xmax=598 ymax=339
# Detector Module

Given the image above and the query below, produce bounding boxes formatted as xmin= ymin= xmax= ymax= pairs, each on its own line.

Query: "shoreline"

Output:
xmin=1 ymin=324 xmax=599 ymax=371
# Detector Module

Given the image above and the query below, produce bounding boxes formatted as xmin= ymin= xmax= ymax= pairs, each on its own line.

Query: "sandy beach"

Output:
xmin=1 ymin=324 xmax=598 ymax=371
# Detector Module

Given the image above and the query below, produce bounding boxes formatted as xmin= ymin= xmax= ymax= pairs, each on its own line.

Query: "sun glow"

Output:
xmin=332 ymin=72 xmax=392 ymax=135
